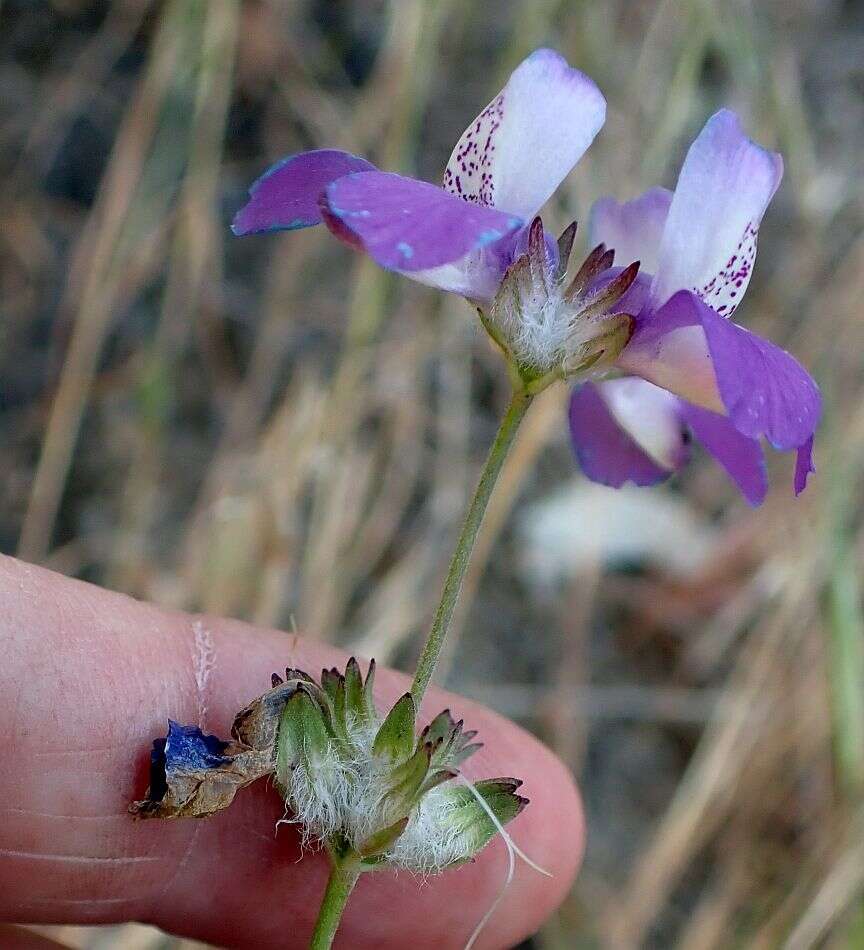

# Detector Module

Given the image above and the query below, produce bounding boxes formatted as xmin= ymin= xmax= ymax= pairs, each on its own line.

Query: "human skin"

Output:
xmin=0 ymin=555 xmax=584 ymax=949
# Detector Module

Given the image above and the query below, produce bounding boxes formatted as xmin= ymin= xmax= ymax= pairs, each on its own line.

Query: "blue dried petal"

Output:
xmin=146 ymin=721 xmax=233 ymax=806
xmin=164 ymin=720 xmax=232 ymax=770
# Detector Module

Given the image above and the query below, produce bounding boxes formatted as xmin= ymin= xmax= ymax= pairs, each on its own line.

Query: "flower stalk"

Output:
xmin=310 ymin=859 xmax=361 ymax=950
xmin=411 ymin=387 xmax=533 ymax=706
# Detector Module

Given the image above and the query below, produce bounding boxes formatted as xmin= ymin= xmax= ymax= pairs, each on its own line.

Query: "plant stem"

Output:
xmin=411 ymin=387 xmax=533 ymax=706
xmin=310 ymin=859 xmax=361 ymax=950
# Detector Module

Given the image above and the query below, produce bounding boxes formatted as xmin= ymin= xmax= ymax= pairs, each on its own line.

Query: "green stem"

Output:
xmin=310 ymin=860 xmax=361 ymax=950
xmin=411 ymin=388 xmax=533 ymax=706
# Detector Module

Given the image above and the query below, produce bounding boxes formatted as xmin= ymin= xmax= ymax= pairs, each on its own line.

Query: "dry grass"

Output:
xmin=2 ymin=0 xmax=863 ymax=947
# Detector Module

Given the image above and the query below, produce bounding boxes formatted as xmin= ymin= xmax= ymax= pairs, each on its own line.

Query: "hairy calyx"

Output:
xmin=485 ymin=216 xmax=638 ymax=383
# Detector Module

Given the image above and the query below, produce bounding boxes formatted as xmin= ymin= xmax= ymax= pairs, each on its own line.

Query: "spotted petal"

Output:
xmin=443 ymin=48 xmax=606 ymax=219
xmin=589 ymin=187 xmax=673 ymax=274
xmin=620 ymin=290 xmax=821 ymax=452
xmin=321 ymin=171 xmax=523 ymax=275
xmin=652 ymin=110 xmax=783 ymax=316
xmin=232 ymin=149 xmax=376 ymax=235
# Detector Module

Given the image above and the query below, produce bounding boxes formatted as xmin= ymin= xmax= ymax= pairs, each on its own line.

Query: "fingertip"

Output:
xmin=0 ymin=926 xmax=68 ymax=949
xmin=454 ymin=709 xmax=585 ymax=947
xmin=0 ymin=557 xmax=584 ymax=948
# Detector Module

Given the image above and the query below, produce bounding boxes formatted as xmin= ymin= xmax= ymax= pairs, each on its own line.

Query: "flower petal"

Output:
xmin=231 ymin=149 xmax=376 ymax=235
xmin=589 ymin=187 xmax=673 ymax=274
xmin=680 ymin=403 xmax=767 ymax=506
xmin=652 ymin=110 xmax=783 ymax=316
xmin=443 ymin=48 xmax=606 ymax=219
xmin=403 ymin=222 xmax=560 ymax=302
xmin=620 ymin=290 xmax=821 ymax=451
xmin=697 ymin=295 xmax=821 ymax=450
xmin=130 ymin=721 xmax=269 ymax=820
xmin=399 ymin=258 xmax=502 ymax=300
xmin=794 ymin=436 xmax=815 ymax=495
xmin=618 ymin=292 xmax=723 ymax=412
xmin=321 ymin=171 xmax=523 ymax=272
xmin=568 ymin=379 xmax=686 ymax=489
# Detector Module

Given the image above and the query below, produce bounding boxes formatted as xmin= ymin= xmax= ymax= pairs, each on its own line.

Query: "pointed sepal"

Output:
xmin=344 ymin=657 xmax=365 ymax=723
xmin=437 ymin=777 xmax=529 ymax=860
xmin=274 ymin=686 xmax=333 ymax=788
xmin=361 ymin=658 xmax=377 ymax=723
xmin=556 ymin=221 xmax=577 ymax=279
xmin=372 ymin=692 xmax=416 ymax=764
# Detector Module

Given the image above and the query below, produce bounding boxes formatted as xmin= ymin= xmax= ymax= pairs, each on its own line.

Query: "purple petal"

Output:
xmin=697 ymin=296 xmax=821 ymax=450
xmin=163 ymin=720 xmax=232 ymax=771
xmin=568 ymin=380 xmax=687 ymax=489
xmin=618 ymin=292 xmax=723 ymax=412
xmin=794 ymin=436 xmax=815 ymax=495
xmin=652 ymin=110 xmax=783 ymax=316
xmin=680 ymin=403 xmax=767 ymax=506
xmin=321 ymin=171 xmax=522 ymax=272
xmin=420 ymin=221 xmax=561 ymax=303
xmin=443 ymin=48 xmax=606 ymax=219
xmin=589 ymin=187 xmax=673 ymax=274
xmin=620 ymin=290 xmax=821 ymax=451
xmin=232 ymin=149 xmax=376 ymax=236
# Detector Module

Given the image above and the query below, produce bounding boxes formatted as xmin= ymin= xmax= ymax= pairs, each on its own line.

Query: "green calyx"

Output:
xmin=436 ymin=778 xmax=529 ymax=859
xmin=270 ymin=659 xmax=528 ymax=874
xmin=477 ymin=216 xmax=639 ymax=392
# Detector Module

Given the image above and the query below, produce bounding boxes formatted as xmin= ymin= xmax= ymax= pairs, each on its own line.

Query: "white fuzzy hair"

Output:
xmin=279 ymin=717 xmax=478 ymax=873
xmin=492 ymin=265 xmax=617 ymax=374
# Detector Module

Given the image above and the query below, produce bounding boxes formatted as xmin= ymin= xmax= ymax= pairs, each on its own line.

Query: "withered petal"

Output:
xmin=129 ymin=721 xmax=271 ymax=820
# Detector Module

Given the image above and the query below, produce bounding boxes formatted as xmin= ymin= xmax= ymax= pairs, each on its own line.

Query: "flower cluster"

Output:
xmin=131 ymin=659 xmax=526 ymax=874
xmin=233 ymin=48 xmax=820 ymax=505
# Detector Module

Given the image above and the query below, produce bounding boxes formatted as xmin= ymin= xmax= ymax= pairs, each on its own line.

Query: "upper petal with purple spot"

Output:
xmin=443 ymin=48 xmax=606 ymax=220
xmin=651 ymin=110 xmax=783 ymax=316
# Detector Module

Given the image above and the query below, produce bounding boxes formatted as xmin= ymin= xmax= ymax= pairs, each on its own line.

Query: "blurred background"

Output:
xmin=2 ymin=0 xmax=863 ymax=947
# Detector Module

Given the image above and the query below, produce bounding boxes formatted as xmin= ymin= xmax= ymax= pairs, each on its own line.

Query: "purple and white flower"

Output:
xmin=233 ymin=50 xmax=819 ymax=506
xmin=232 ymin=48 xmax=613 ymax=358
xmin=569 ymin=110 xmax=820 ymax=505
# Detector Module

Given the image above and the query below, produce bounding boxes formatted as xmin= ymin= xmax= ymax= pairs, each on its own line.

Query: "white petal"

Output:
xmin=597 ymin=377 xmax=687 ymax=470
xmin=652 ymin=110 xmax=782 ymax=316
xmin=443 ymin=49 xmax=606 ymax=220
xmin=402 ymin=253 xmax=502 ymax=300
